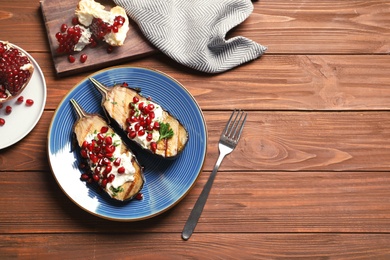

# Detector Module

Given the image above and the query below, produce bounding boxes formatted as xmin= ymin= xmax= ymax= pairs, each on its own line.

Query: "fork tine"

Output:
xmin=223 ymin=110 xmax=247 ymax=140
xmin=234 ymin=112 xmax=247 ymax=140
xmin=223 ymin=110 xmax=236 ymax=136
xmin=230 ymin=110 xmax=244 ymax=139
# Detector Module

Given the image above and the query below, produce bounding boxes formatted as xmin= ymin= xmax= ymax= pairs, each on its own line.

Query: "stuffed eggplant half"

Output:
xmin=90 ymin=78 xmax=189 ymax=158
xmin=70 ymin=99 xmax=144 ymax=201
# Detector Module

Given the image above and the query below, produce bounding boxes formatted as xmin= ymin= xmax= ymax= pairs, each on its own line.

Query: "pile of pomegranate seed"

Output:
xmin=0 ymin=41 xmax=33 ymax=100
xmin=55 ymin=14 xmax=126 ymax=63
xmin=0 ymin=96 xmax=34 ymax=126
xmin=89 ymin=16 xmax=125 ymax=41
xmin=55 ymin=25 xmax=84 ymax=54
xmin=78 ymin=125 xmax=143 ymax=200
xmin=126 ymin=95 xmax=160 ymax=153
xmin=78 ymin=126 xmax=121 ymax=187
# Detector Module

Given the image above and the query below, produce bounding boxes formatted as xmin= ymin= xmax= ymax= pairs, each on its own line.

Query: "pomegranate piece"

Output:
xmin=0 ymin=118 xmax=5 ymax=126
xmin=0 ymin=41 xmax=34 ymax=103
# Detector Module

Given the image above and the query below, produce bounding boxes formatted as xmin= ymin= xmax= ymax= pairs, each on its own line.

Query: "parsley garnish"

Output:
xmin=158 ymin=122 xmax=174 ymax=141
xmin=110 ymin=186 xmax=124 ymax=196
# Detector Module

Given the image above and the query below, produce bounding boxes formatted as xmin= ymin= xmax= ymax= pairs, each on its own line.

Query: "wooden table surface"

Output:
xmin=2 ymin=0 xmax=390 ymax=259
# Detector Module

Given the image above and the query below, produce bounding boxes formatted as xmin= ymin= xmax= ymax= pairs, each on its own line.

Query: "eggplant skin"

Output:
xmin=100 ymin=84 xmax=189 ymax=158
xmin=72 ymin=109 xmax=144 ymax=201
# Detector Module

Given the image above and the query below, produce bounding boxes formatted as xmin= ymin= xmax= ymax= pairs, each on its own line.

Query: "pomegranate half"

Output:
xmin=0 ymin=41 xmax=34 ymax=103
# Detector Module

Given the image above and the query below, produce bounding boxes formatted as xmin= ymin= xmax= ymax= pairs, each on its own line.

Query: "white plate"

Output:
xmin=0 ymin=42 xmax=47 ymax=149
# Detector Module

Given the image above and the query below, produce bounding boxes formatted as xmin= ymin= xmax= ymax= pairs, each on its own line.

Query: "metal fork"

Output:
xmin=182 ymin=109 xmax=247 ymax=240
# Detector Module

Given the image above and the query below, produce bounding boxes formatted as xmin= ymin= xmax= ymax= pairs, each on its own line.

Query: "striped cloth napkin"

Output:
xmin=113 ymin=0 xmax=267 ymax=73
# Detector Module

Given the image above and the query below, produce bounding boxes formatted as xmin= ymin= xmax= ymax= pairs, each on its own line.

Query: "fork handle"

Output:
xmin=182 ymin=152 xmax=226 ymax=240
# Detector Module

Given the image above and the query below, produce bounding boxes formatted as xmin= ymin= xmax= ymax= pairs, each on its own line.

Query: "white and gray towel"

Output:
xmin=113 ymin=0 xmax=267 ymax=73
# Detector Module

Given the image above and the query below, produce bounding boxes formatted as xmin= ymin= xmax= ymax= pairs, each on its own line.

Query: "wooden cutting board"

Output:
xmin=40 ymin=0 xmax=156 ymax=77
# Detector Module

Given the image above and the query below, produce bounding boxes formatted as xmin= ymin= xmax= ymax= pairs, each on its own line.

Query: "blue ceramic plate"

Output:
xmin=48 ymin=66 xmax=207 ymax=221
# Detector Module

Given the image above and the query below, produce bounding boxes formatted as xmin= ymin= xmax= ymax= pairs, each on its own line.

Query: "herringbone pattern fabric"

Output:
xmin=114 ymin=0 xmax=267 ymax=73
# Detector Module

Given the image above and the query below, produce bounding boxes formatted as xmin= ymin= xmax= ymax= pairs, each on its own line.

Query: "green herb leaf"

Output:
xmin=110 ymin=186 xmax=124 ymax=196
xmin=158 ymin=122 xmax=174 ymax=141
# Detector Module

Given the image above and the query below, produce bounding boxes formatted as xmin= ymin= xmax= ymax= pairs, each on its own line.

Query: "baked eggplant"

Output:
xmin=90 ymin=78 xmax=188 ymax=158
xmin=70 ymin=99 xmax=144 ymax=201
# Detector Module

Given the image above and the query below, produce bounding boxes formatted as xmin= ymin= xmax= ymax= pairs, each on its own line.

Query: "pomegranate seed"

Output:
xmin=91 ymin=154 xmax=99 ymax=164
xmin=100 ymin=126 xmax=108 ymax=133
xmin=60 ymin=23 xmax=68 ymax=33
xmin=26 ymin=99 xmax=34 ymax=106
xmin=72 ymin=17 xmax=79 ymax=25
xmin=97 ymin=133 xmax=105 ymax=141
xmin=122 ymin=82 xmax=128 ymax=87
xmin=16 ymin=96 xmax=24 ymax=103
xmin=80 ymin=54 xmax=88 ymax=63
xmin=101 ymin=178 xmax=108 ymax=188
xmin=104 ymin=136 xmax=112 ymax=145
xmin=146 ymin=133 xmax=153 ymax=141
xmin=147 ymin=103 xmax=155 ymax=111
xmin=105 ymin=145 xmax=115 ymax=154
xmin=82 ymin=140 xmax=88 ymax=149
xmin=68 ymin=55 xmax=76 ymax=63
xmin=128 ymin=131 xmax=136 ymax=139
xmin=149 ymin=111 xmax=155 ymax=119
xmin=80 ymin=149 xmax=88 ymax=158
xmin=104 ymin=164 xmax=112 ymax=174
xmin=102 ymin=157 xmax=111 ymax=165
xmin=81 ymin=173 xmax=90 ymax=181
xmin=147 ymin=124 xmax=154 ymax=131
xmin=92 ymin=174 xmax=100 ymax=182
xmin=107 ymin=174 xmax=115 ymax=183
xmin=107 ymin=45 xmax=114 ymax=53
xmin=117 ymin=166 xmax=125 ymax=174
xmin=79 ymin=162 xmax=87 ymax=169
xmin=5 ymin=105 xmax=12 ymax=114
xmin=150 ymin=142 xmax=157 ymax=153
xmin=153 ymin=121 xmax=160 ymax=130
xmin=94 ymin=166 xmax=101 ymax=175
xmin=138 ymin=102 xmax=144 ymax=110
xmin=135 ymin=193 xmax=143 ymax=200
xmin=0 ymin=118 xmax=5 ymax=126
xmin=130 ymin=115 xmax=138 ymax=123
xmin=114 ymin=158 xmax=121 ymax=166
xmin=143 ymin=106 xmax=150 ymax=114
xmin=145 ymin=116 xmax=152 ymax=126
xmin=132 ymin=96 xmax=139 ymax=103
xmin=138 ymin=129 xmax=145 ymax=136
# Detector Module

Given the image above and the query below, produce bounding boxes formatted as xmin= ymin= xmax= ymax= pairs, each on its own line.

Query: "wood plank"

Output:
xmin=1 ymin=171 xmax=390 ymax=234
xmin=1 ymin=111 xmax=390 ymax=171
xmin=2 ymin=0 xmax=390 ymax=54
xmin=1 ymin=233 xmax=390 ymax=259
xmin=25 ymin=52 xmax=390 ymax=111
xmin=234 ymin=0 xmax=390 ymax=54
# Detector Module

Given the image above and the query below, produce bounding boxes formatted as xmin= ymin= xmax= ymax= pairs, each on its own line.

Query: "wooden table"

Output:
xmin=2 ymin=0 xmax=390 ymax=258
